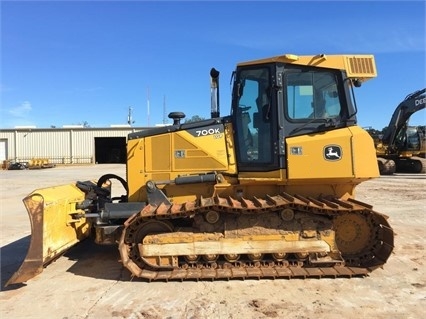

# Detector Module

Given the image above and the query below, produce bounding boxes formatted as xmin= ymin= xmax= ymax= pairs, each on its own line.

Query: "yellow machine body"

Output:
xmin=8 ymin=53 xmax=393 ymax=285
xmin=127 ymin=124 xmax=378 ymax=204
xmin=127 ymin=122 xmax=237 ymax=203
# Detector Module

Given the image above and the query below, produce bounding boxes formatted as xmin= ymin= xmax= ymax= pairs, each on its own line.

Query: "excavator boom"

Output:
xmin=382 ymin=88 xmax=426 ymax=146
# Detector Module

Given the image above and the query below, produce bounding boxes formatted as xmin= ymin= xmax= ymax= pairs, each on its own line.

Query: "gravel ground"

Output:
xmin=0 ymin=164 xmax=425 ymax=319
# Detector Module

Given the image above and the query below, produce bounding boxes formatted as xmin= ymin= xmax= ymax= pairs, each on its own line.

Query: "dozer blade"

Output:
xmin=6 ymin=184 xmax=91 ymax=286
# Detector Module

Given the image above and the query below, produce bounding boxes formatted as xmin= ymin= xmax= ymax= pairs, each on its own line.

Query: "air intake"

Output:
xmin=346 ymin=55 xmax=377 ymax=79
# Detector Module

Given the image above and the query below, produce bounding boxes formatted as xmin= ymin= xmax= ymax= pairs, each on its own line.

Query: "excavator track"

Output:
xmin=118 ymin=193 xmax=394 ymax=281
xmin=395 ymin=156 xmax=426 ymax=173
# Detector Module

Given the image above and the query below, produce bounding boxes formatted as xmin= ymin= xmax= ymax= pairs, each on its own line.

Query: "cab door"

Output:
xmin=232 ymin=65 xmax=280 ymax=172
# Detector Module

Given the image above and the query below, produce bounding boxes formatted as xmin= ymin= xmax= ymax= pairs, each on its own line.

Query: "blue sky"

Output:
xmin=1 ymin=0 xmax=425 ymax=129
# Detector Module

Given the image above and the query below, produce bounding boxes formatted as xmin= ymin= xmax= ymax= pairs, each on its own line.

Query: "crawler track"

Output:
xmin=395 ymin=156 xmax=426 ymax=173
xmin=118 ymin=193 xmax=394 ymax=281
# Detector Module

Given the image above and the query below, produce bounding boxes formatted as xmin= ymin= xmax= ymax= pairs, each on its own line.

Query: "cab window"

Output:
xmin=286 ymin=71 xmax=341 ymax=120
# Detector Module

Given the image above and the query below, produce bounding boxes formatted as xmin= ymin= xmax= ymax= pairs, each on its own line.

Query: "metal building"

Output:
xmin=0 ymin=126 xmax=147 ymax=165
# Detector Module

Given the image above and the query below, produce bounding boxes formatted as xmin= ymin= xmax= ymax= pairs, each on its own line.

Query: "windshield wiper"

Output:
xmin=289 ymin=118 xmax=337 ymax=135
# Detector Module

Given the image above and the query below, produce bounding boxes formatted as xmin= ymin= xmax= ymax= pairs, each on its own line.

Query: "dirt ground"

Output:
xmin=0 ymin=164 xmax=425 ymax=319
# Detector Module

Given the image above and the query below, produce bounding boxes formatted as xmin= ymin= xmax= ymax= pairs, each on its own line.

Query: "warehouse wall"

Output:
xmin=0 ymin=127 xmax=146 ymax=164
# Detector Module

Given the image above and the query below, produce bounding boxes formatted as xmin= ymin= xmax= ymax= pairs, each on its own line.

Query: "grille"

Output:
xmin=346 ymin=56 xmax=377 ymax=77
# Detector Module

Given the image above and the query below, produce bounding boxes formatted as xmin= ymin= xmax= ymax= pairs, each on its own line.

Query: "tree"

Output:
xmin=365 ymin=127 xmax=381 ymax=137
xmin=184 ymin=115 xmax=205 ymax=123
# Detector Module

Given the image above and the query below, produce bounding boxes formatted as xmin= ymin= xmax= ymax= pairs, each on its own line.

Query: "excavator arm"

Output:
xmin=382 ymin=88 xmax=426 ymax=150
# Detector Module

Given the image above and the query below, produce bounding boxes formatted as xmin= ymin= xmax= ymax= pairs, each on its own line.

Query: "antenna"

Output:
xmin=163 ymin=95 xmax=167 ymax=124
xmin=147 ymin=87 xmax=150 ymax=126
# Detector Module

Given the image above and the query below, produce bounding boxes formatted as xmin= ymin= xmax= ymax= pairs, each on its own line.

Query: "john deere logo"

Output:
xmin=324 ymin=145 xmax=342 ymax=161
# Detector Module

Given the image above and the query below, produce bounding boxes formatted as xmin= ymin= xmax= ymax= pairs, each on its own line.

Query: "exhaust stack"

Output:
xmin=210 ymin=68 xmax=220 ymax=118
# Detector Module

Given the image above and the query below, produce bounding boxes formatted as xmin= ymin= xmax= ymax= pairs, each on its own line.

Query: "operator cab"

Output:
xmin=395 ymin=126 xmax=422 ymax=152
xmin=231 ymin=60 xmax=357 ymax=172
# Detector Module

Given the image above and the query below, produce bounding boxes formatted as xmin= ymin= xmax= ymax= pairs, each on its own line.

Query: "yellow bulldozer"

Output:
xmin=7 ymin=53 xmax=394 ymax=286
